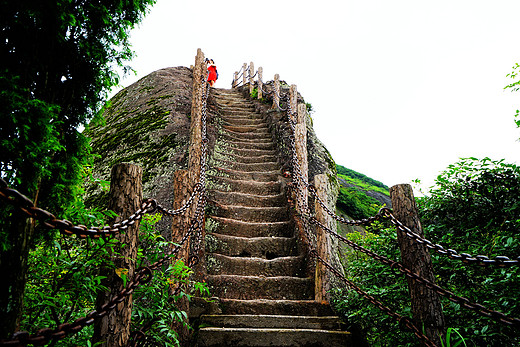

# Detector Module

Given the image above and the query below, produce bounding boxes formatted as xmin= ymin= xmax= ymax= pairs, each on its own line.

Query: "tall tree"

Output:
xmin=0 ymin=0 xmax=156 ymax=338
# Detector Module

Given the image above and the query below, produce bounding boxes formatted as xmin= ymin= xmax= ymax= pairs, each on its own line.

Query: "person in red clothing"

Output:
xmin=206 ymin=58 xmax=218 ymax=86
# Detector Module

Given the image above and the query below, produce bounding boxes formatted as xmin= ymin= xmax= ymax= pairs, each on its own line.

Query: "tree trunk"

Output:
xmin=93 ymin=163 xmax=143 ymax=347
xmin=0 ymin=211 xmax=35 ymax=338
xmin=389 ymin=184 xmax=445 ymax=346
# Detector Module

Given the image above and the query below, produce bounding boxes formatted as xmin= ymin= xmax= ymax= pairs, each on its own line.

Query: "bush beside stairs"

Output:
xmin=191 ymin=88 xmax=352 ymax=346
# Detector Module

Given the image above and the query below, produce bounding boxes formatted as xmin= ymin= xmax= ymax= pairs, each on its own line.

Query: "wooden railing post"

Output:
xmin=249 ymin=61 xmax=255 ymax=94
xmin=273 ymin=73 xmax=280 ymax=110
xmin=188 ymin=48 xmax=207 ymax=280
xmin=257 ymin=67 xmax=263 ymax=99
xmin=93 ymin=163 xmax=143 ymax=347
xmin=242 ymin=63 xmax=247 ymax=86
xmin=289 ymin=84 xmax=297 ymax=121
xmin=295 ymin=103 xmax=308 ymax=213
xmin=171 ymin=169 xmax=190 ymax=343
xmin=390 ymin=184 xmax=445 ymax=346
xmin=232 ymin=71 xmax=238 ymax=88
xmin=314 ymin=174 xmax=331 ymax=303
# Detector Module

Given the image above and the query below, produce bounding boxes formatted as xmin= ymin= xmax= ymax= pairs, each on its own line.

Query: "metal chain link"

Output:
xmin=311 ymin=250 xmax=438 ymax=347
xmin=310 ymin=216 xmax=520 ymax=328
xmin=379 ymin=208 xmax=520 ymax=267
xmin=0 ymin=178 xmax=203 ymax=238
xmin=0 ymin=62 xmax=212 ymax=347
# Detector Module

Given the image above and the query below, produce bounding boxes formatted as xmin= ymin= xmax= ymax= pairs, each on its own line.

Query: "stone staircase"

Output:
xmin=194 ymin=88 xmax=352 ymax=346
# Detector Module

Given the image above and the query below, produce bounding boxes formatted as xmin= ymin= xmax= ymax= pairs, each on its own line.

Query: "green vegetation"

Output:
xmin=333 ymin=158 xmax=520 ymax=346
xmin=0 ymin=0 xmax=157 ymax=337
xmin=335 ymin=164 xmax=389 ymax=220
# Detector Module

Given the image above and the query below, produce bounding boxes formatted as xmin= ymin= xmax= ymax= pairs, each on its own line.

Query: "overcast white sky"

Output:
xmin=114 ymin=0 xmax=520 ymax=195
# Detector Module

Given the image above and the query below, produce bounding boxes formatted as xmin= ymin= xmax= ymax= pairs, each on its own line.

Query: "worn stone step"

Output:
xmin=205 ymin=234 xmax=298 ymax=259
xmin=208 ymin=190 xmax=285 ymax=207
xmin=207 ymin=216 xmax=294 ymax=238
xmin=208 ymin=176 xmax=282 ymax=195
xmin=200 ymin=314 xmax=344 ymax=330
xmin=213 ymin=150 xmax=277 ymax=164
xmin=206 ymin=275 xmax=314 ymax=300
xmin=219 ymin=132 xmax=273 ymax=145
xmin=221 ymin=118 xmax=266 ymax=127
xmin=223 ymin=125 xmax=270 ymax=136
xmin=196 ymin=327 xmax=352 ymax=347
xmin=207 ymin=254 xmax=306 ymax=277
xmin=190 ymin=298 xmax=336 ymax=317
xmin=211 ymin=160 xmax=279 ymax=172
xmin=216 ymin=147 xmax=277 ymax=158
xmin=209 ymin=203 xmax=289 ymax=223
xmin=210 ymin=167 xmax=279 ymax=182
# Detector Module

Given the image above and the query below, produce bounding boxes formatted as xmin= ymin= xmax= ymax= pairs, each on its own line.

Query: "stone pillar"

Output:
xmin=314 ymin=174 xmax=331 ymax=303
xmin=93 ymin=163 xmax=143 ymax=347
xmin=390 ymin=184 xmax=445 ymax=346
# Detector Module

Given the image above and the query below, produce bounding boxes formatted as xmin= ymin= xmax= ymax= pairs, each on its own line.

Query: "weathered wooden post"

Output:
xmin=171 ymin=169 xmax=191 ymax=344
xmin=242 ymin=63 xmax=247 ymax=86
xmin=249 ymin=61 xmax=255 ymax=94
xmin=93 ymin=163 xmax=143 ymax=347
xmin=232 ymin=71 xmax=238 ymax=88
xmin=390 ymin=184 xmax=445 ymax=346
xmin=289 ymin=84 xmax=298 ymax=120
xmin=257 ymin=67 xmax=263 ymax=99
xmin=314 ymin=174 xmax=332 ymax=303
xmin=188 ymin=48 xmax=207 ymax=281
xmin=272 ymin=74 xmax=280 ymax=110
xmin=295 ymin=103 xmax=308 ymax=212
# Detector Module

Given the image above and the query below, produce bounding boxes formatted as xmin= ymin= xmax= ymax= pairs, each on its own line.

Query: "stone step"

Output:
xmin=213 ymin=150 xmax=277 ymax=164
xmin=208 ymin=191 xmax=286 ymax=207
xmin=205 ymin=234 xmax=298 ymax=259
xmin=191 ymin=298 xmax=336 ymax=317
xmin=209 ymin=203 xmax=289 ymax=223
xmin=200 ymin=314 xmax=344 ymax=330
xmin=221 ymin=118 xmax=267 ymax=127
xmin=219 ymin=132 xmax=273 ymax=145
xmin=206 ymin=275 xmax=314 ymax=300
xmin=218 ymin=147 xmax=277 ymax=157
xmin=210 ymin=167 xmax=279 ymax=182
xmin=207 ymin=254 xmax=306 ymax=277
xmin=207 ymin=216 xmax=294 ymax=238
xmin=196 ymin=327 xmax=352 ymax=347
xmin=223 ymin=125 xmax=270 ymax=135
xmin=211 ymin=160 xmax=279 ymax=172
xmin=208 ymin=176 xmax=282 ymax=195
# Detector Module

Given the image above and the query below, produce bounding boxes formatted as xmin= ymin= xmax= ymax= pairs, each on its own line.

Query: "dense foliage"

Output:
xmin=0 ymin=0 xmax=156 ymax=337
xmin=333 ymin=158 xmax=520 ymax=346
xmin=20 ymin=211 xmax=207 ymax=346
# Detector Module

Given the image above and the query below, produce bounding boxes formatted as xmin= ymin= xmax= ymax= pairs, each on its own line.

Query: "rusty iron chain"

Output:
xmin=310 ymin=216 xmax=520 ymax=328
xmin=308 ymin=181 xmax=520 ymax=267
xmin=0 ymin=178 xmax=202 ymax=238
xmin=0 ymin=64 xmax=211 ymax=346
xmin=379 ymin=208 xmax=520 ymax=267
xmin=311 ymin=250 xmax=438 ymax=347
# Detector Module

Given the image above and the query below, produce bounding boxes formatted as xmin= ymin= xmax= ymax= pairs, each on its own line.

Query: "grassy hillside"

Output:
xmin=335 ymin=164 xmax=390 ymax=221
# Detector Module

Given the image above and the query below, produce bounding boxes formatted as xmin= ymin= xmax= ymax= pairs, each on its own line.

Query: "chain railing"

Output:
xmin=233 ymin=64 xmax=520 ymax=345
xmin=0 ymin=51 xmax=211 ymax=346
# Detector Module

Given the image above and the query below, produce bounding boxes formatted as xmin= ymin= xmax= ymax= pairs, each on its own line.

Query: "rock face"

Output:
xmin=84 ymin=67 xmax=197 ymax=235
xmin=85 ymin=66 xmax=349 ymax=345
